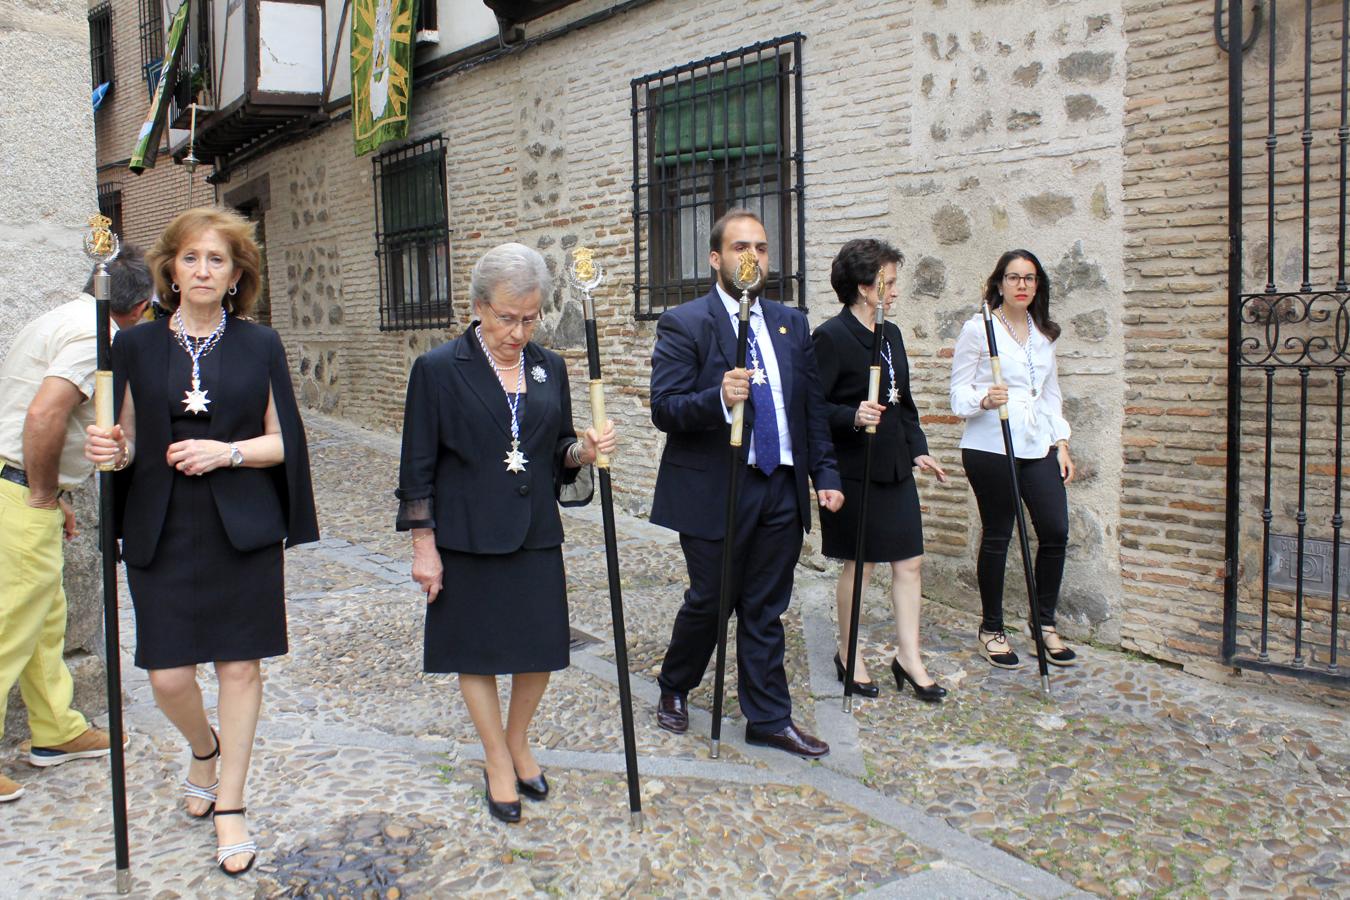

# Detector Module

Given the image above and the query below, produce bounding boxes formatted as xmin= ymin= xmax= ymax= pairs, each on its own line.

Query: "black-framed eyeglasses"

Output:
xmin=1003 ymin=273 xmax=1038 ymax=287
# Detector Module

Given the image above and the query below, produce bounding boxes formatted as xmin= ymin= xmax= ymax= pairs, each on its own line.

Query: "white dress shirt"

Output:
xmin=717 ymin=284 xmax=795 ymax=469
xmin=949 ymin=311 xmax=1071 ymax=459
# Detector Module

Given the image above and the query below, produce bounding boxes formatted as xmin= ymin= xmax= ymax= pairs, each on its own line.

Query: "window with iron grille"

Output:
xmin=632 ymin=34 xmax=805 ymax=320
xmin=374 ymin=136 xmax=452 ymax=331
xmin=89 ymin=3 xmax=114 ymax=92
xmin=139 ymin=0 xmax=164 ymax=85
xmin=97 ymin=183 xmax=124 ymax=238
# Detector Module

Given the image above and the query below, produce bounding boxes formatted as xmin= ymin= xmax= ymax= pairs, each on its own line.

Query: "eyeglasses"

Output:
xmin=484 ymin=305 xmax=541 ymax=331
xmin=1003 ymin=273 xmax=1038 ymax=287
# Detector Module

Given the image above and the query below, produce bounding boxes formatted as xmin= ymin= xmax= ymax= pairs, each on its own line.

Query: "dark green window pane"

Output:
xmin=650 ymin=59 xmax=779 ymax=166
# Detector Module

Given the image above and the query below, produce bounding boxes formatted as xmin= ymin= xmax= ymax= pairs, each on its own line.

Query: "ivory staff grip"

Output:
xmin=588 ymin=378 xmax=609 ymax=469
xmin=95 ymin=370 xmax=115 ymax=471
xmin=730 ymin=400 xmax=746 ymax=447
xmin=989 ymin=356 xmax=1010 ymax=422
xmin=865 ymin=365 xmax=881 ymax=435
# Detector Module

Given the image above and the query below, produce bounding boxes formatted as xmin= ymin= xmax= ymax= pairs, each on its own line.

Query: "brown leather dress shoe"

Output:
xmin=744 ymin=722 xmax=829 ymax=759
xmin=656 ymin=689 xmax=688 ymax=734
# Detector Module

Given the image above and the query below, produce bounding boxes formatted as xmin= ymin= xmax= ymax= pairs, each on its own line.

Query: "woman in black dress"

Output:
xmin=85 ymin=207 xmax=317 ymax=875
xmin=813 ymin=239 xmax=950 ymax=702
xmin=396 ymin=242 xmax=616 ymax=824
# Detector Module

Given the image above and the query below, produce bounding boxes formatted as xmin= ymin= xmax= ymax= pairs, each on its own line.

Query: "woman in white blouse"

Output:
xmin=949 ymin=250 xmax=1077 ymax=669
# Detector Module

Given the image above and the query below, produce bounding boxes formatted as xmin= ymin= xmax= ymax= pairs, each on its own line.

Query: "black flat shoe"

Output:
xmin=516 ymin=770 xmax=549 ymax=801
xmin=483 ymin=771 xmax=521 ymax=823
xmin=891 ymin=658 xmax=947 ymax=703
xmin=834 ymin=653 xmax=880 ymax=698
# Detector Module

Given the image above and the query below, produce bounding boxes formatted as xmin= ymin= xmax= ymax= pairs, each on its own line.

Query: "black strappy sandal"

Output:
xmin=183 ymin=728 xmax=220 ymax=819
xmin=213 ymin=807 xmax=258 ymax=876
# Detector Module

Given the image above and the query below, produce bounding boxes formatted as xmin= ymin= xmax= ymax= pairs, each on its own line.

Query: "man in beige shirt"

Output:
xmin=0 ymin=248 xmax=152 ymax=802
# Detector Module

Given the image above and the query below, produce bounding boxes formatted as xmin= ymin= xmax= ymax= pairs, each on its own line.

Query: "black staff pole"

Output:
xmin=710 ymin=252 xmax=759 ymax=758
xmin=85 ymin=217 xmax=132 ymax=892
xmin=980 ymin=302 xmax=1051 ymax=695
xmin=568 ymin=250 xmax=643 ymax=831
xmin=842 ymin=270 xmax=887 ymax=712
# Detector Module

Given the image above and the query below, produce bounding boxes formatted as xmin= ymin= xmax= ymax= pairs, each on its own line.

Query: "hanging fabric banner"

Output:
xmin=129 ymin=0 xmax=191 ymax=174
xmin=351 ymin=0 xmax=416 ymax=156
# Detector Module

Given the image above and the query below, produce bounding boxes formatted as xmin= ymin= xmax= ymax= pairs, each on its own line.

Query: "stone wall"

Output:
xmin=158 ymin=0 xmax=1333 ymax=673
xmin=0 ymin=0 xmax=108 ymax=742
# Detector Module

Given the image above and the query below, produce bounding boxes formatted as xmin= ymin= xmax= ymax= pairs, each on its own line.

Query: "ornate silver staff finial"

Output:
xmin=731 ymin=249 xmax=763 ymax=294
xmin=566 ymin=246 xmax=606 ymax=317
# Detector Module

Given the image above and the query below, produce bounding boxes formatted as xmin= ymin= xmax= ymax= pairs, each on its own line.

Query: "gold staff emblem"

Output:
xmin=84 ymin=213 xmax=120 ymax=263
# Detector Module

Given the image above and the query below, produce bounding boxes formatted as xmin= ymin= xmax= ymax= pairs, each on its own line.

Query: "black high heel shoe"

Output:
xmin=516 ymin=769 xmax=549 ymax=801
xmin=891 ymin=658 xmax=947 ymax=703
xmin=834 ymin=653 xmax=880 ymax=698
xmin=483 ymin=771 xmax=521 ymax=823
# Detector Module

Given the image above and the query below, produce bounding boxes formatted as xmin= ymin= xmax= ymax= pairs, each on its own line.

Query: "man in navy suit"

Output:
xmin=649 ymin=209 xmax=844 ymax=758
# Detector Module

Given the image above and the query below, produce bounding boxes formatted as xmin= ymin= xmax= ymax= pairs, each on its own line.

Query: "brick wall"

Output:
xmin=92 ymin=0 xmax=215 ymax=259
xmin=112 ymin=0 xmax=1343 ymax=672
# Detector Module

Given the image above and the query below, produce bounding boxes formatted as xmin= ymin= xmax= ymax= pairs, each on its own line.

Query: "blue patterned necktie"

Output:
xmin=747 ymin=321 xmax=780 ymax=474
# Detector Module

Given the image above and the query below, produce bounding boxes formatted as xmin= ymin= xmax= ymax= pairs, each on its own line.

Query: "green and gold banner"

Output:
xmin=129 ymin=0 xmax=190 ymax=174
xmin=351 ymin=0 xmax=416 ymax=156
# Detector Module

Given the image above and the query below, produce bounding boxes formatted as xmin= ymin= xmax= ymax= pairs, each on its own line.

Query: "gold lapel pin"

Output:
xmin=778 ymin=325 xmax=787 ymax=334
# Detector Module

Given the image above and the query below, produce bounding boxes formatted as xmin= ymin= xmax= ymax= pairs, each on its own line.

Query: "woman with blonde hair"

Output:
xmin=86 ymin=207 xmax=318 ymax=875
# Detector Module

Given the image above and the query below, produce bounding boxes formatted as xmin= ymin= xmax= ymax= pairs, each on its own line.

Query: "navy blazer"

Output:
xmin=395 ymin=331 xmax=587 ymax=554
xmin=812 ymin=309 xmax=930 ymax=483
xmin=112 ymin=316 xmax=319 ymax=568
xmin=649 ymin=289 xmax=842 ymax=541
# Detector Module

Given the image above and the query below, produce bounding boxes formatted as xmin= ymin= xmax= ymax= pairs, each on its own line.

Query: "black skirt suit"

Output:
xmin=812 ymin=310 xmax=930 ymax=562
xmin=395 ymin=329 xmax=591 ymax=675
xmin=112 ymin=316 xmax=318 ymax=669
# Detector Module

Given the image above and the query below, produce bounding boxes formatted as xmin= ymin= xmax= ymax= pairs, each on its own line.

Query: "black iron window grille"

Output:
xmin=89 ymin=3 xmax=114 ymax=92
xmin=632 ymin=34 xmax=805 ymax=320
xmin=97 ymin=182 xmax=124 ymax=238
xmin=137 ymin=0 xmax=162 ymax=73
xmin=374 ymin=135 xmax=453 ymax=331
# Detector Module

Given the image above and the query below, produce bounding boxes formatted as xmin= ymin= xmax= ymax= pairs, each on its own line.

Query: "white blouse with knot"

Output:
xmin=949 ymin=311 xmax=1071 ymax=459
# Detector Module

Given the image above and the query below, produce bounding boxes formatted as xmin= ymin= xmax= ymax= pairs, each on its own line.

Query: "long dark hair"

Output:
xmin=983 ymin=249 xmax=1061 ymax=341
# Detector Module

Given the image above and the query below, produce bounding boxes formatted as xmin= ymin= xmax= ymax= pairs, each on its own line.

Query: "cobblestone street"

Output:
xmin=1 ymin=413 xmax=1346 ymax=898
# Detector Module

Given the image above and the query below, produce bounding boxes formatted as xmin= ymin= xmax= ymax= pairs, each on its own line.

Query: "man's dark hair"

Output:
xmin=82 ymin=244 xmax=153 ymax=315
xmin=830 ymin=239 xmax=905 ymax=304
xmin=708 ymin=208 xmax=764 ymax=254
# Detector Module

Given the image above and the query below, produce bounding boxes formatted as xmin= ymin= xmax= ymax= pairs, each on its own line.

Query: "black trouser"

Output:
xmin=658 ymin=465 xmax=801 ymax=733
xmin=962 ymin=448 xmax=1068 ymax=633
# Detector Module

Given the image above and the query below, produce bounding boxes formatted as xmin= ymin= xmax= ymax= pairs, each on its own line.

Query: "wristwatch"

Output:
xmin=228 ymin=443 xmax=244 ymax=468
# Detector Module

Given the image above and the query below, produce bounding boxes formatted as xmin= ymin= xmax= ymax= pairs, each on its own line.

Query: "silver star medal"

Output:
xmin=750 ymin=367 xmax=768 ymax=386
xmin=531 ymin=365 xmax=547 ymax=383
xmin=183 ymin=377 xmax=211 ymax=414
xmin=887 ymin=386 xmax=900 ymax=404
xmin=504 ymin=440 xmax=528 ymax=474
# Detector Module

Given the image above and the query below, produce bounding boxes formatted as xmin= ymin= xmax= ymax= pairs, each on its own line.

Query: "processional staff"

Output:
xmin=710 ymin=251 xmax=761 ymax=758
xmin=842 ymin=268 xmax=887 ymax=713
xmin=980 ymin=302 xmax=1051 ymax=695
xmin=85 ymin=214 xmax=133 ymax=893
xmin=566 ymin=248 xmax=643 ymax=831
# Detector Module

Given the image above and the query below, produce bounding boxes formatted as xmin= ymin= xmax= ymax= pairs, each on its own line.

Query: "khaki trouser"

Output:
xmin=0 ymin=478 xmax=89 ymax=745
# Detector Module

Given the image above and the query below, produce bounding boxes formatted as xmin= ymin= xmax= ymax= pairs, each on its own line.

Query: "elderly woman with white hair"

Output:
xmin=396 ymin=242 xmax=616 ymax=825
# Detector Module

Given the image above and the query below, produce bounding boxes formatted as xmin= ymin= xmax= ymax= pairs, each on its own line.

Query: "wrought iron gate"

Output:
xmin=1223 ymin=0 xmax=1350 ymax=685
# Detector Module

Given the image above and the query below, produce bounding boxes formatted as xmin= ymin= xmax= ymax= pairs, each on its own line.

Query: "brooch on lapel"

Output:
xmin=778 ymin=325 xmax=787 ymax=334
xmin=531 ymin=365 xmax=548 ymax=383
